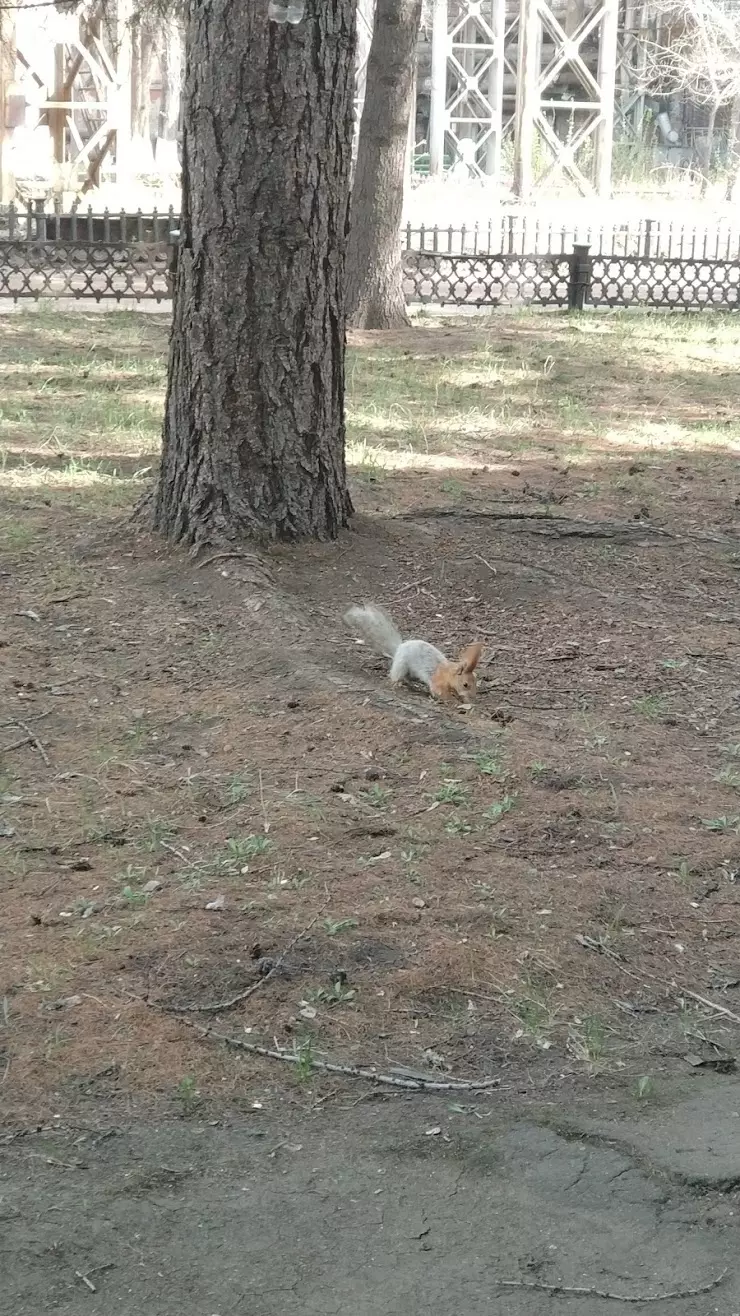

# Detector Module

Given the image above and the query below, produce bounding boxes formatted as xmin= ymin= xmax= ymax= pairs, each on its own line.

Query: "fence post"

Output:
xmin=33 ymin=197 xmax=46 ymax=240
xmin=568 ymin=243 xmax=592 ymax=310
xmin=168 ymin=227 xmax=181 ymax=286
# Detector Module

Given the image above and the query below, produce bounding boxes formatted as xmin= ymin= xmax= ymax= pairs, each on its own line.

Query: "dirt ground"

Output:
xmin=2 ymin=309 xmax=740 ymax=1311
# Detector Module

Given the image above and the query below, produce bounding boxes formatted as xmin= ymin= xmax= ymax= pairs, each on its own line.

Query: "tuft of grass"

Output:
xmin=225 ymin=834 xmax=272 ymax=861
xmin=668 ymin=857 xmax=694 ymax=883
xmin=120 ymin=884 xmax=149 ymax=908
xmin=364 ymin=784 xmax=391 ymax=809
xmin=483 ymin=794 xmax=517 ymax=823
xmin=434 ymin=780 xmax=469 ymax=806
xmin=701 ymin=814 xmax=740 ymax=832
xmin=224 ymin=773 xmax=250 ymax=805
xmin=294 ymin=1036 xmax=315 ymax=1083
xmin=140 ymin=816 xmax=177 ymax=852
xmin=305 ymin=979 xmax=356 ymax=1006
xmin=635 ymin=1075 xmax=655 ymax=1101
xmin=175 ymin=1075 xmax=201 ymax=1114
xmin=445 ymin=817 xmax=473 ymax=836
xmin=569 ymin=1014 xmax=607 ymax=1067
xmin=512 ymin=991 xmax=555 ymax=1046
xmin=632 ymin=694 xmax=669 ymax=721
xmin=323 ymin=917 xmax=359 ymax=937
xmin=473 ymin=751 xmax=504 ymax=778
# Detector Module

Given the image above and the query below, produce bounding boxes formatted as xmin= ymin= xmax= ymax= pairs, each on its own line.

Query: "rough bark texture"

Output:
xmin=153 ymin=0 xmax=355 ymax=547
xmin=346 ymin=0 xmax=422 ymax=330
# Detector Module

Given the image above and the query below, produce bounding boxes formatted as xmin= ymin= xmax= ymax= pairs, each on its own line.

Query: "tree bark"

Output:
xmin=346 ymin=0 xmax=421 ymax=330
xmin=153 ymin=0 xmax=355 ymax=548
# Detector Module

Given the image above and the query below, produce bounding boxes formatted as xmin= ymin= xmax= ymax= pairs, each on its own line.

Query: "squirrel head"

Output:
xmin=447 ymin=643 xmax=484 ymax=699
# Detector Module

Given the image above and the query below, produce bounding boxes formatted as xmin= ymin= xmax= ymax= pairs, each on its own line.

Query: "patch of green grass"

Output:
xmin=323 ymin=917 xmax=359 ymax=937
xmin=225 ymin=834 xmax=272 ymax=861
xmin=0 ymin=518 xmax=36 ymax=551
xmin=305 ymin=979 xmax=356 ymax=1006
xmin=472 ymin=750 xmax=505 ymax=778
xmin=715 ymin=767 xmax=740 ymax=789
xmin=483 ymin=794 xmax=517 ymax=823
xmin=363 ymin=784 xmax=391 ymax=809
xmin=175 ymin=1075 xmax=201 ymax=1114
xmin=224 ymin=773 xmax=250 ymax=806
xmin=512 ymin=991 xmax=555 ymax=1045
xmin=445 ymin=817 xmax=473 ymax=836
xmin=701 ymin=814 xmax=740 ymax=832
xmin=632 ymin=694 xmax=669 ymax=720
xmin=434 ymin=780 xmax=469 ymax=806
xmin=294 ymin=1035 xmax=316 ymax=1083
xmin=668 ymin=857 xmax=694 ymax=883
xmin=569 ymin=1014 xmax=607 ymax=1066
xmin=140 ymin=816 xmax=177 ymax=852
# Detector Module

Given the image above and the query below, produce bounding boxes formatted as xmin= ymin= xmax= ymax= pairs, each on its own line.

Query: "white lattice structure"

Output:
xmin=5 ymin=0 xmax=136 ymax=196
xmin=428 ymin=0 xmax=507 ymax=176
xmin=514 ymin=0 xmax=620 ymax=194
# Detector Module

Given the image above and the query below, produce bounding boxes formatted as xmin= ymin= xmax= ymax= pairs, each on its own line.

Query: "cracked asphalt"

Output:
xmin=2 ymin=1079 xmax=740 ymax=1314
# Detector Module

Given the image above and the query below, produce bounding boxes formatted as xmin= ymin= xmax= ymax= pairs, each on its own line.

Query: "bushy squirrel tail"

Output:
xmin=344 ymin=604 xmax=403 ymax=660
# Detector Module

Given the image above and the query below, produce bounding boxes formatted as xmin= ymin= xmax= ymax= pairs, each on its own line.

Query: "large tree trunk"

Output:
xmin=153 ymin=0 xmax=355 ymax=548
xmin=346 ymin=0 xmax=421 ymax=329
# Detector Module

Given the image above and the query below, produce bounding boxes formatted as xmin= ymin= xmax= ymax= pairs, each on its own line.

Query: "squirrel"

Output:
xmin=344 ymin=603 xmax=484 ymax=701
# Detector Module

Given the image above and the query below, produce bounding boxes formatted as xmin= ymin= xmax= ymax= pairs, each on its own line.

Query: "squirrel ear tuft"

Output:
xmin=457 ymin=643 xmax=483 ymax=673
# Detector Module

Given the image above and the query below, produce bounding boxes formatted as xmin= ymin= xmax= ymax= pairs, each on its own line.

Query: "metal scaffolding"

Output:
xmin=428 ymin=0 xmax=507 ymax=178
xmin=513 ymin=0 xmax=620 ymax=196
xmin=616 ymin=0 xmax=649 ymax=139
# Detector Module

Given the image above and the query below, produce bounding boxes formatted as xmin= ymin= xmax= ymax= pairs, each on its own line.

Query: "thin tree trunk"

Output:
xmin=726 ymin=93 xmax=740 ymax=200
xmin=346 ymin=0 xmax=421 ymax=329
xmin=131 ymin=18 xmax=156 ymax=139
xmin=699 ymin=102 xmax=718 ymax=194
xmin=159 ymin=17 xmax=183 ymax=142
xmin=153 ymin=0 xmax=355 ymax=548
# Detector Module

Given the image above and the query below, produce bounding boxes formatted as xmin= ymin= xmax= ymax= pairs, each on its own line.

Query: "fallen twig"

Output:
xmin=182 ymin=1019 xmax=501 ymax=1091
xmin=494 ymin=1269 xmax=727 ymax=1302
xmin=680 ymin=988 xmax=740 ymax=1027
xmin=164 ymin=904 xmax=328 ymax=1014
xmin=575 ymin=936 xmax=740 ymax=1023
xmin=10 ymin=718 xmax=51 ymax=767
xmin=0 ymin=710 xmax=51 ymax=730
xmin=0 ymin=737 xmax=33 ymax=755
xmin=73 ymin=1263 xmax=114 ymax=1294
xmin=474 ymin=552 xmax=497 ymax=574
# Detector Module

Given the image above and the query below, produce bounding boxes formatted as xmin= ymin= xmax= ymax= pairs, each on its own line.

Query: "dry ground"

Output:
xmin=2 ymin=307 xmax=740 ymax=1123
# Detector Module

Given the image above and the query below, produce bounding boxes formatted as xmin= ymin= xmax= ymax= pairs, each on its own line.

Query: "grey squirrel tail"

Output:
xmin=343 ymin=603 xmax=403 ymax=660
